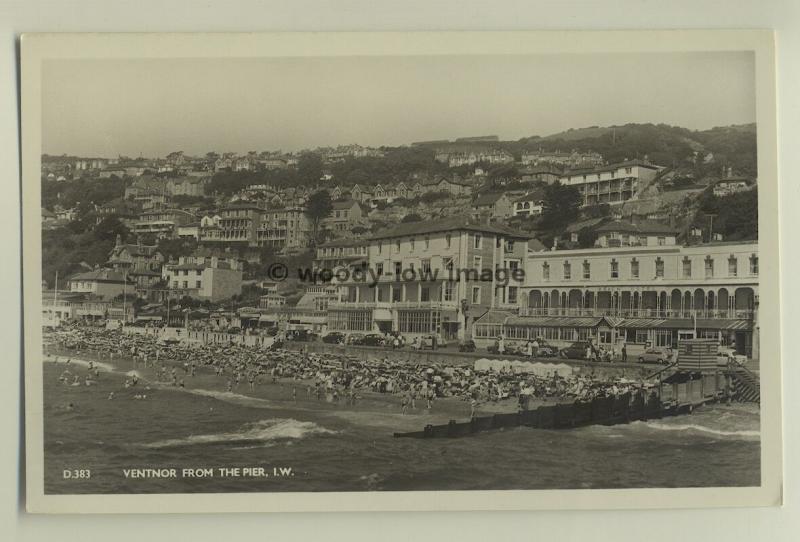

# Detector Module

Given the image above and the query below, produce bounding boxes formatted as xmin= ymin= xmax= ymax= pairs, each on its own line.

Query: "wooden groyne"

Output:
xmin=393 ymin=370 xmax=748 ymax=439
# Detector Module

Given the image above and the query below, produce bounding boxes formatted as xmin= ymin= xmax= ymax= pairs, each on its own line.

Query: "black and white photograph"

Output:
xmin=20 ymin=31 xmax=781 ymax=513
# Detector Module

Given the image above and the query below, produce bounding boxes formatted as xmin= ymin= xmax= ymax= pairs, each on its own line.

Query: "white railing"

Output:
xmin=518 ymin=307 xmax=754 ymax=319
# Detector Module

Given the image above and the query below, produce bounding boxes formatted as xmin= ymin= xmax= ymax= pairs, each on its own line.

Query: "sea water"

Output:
xmin=42 ymin=362 xmax=760 ymax=494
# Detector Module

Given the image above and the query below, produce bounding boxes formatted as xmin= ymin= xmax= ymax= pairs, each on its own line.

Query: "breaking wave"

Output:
xmin=641 ymin=422 xmax=760 ymax=440
xmin=142 ymin=418 xmax=336 ymax=449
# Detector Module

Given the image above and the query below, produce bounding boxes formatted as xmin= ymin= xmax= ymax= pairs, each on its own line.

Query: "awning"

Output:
xmin=616 ymin=318 xmax=667 ymax=329
xmin=473 ymin=310 xmax=514 ymax=325
xmin=373 ymin=308 xmax=393 ymax=321
xmin=616 ymin=318 xmax=752 ymax=331
xmin=505 ymin=316 xmax=606 ymax=328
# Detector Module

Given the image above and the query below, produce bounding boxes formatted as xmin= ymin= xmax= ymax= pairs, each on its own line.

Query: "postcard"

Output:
xmin=21 ymin=30 xmax=781 ymax=513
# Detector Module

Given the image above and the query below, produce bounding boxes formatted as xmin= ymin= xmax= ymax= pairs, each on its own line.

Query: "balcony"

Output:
xmin=393 ymin=300 xmax=459 ymax=310
xmin=328 ymin=300 xmax=459 ymax=310
xmin=518 ymin=307 xmax=754 ymax=319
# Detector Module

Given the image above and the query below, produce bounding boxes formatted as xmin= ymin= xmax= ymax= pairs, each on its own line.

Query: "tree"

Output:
xmin=583 ymin=203 xmax=611 ymax=219
xmin=540 ymin=181 xmax=581 ymax=231
xmin=304 ymin=190 xmax=333 ymax=245
xmin=577 ymin=227 xmax=599 ymax=248
xmin=297 ymin=152 xmax=324 ymax=185
xmin=94 ymin=216 xmax=129 ymax=243
xmin=401 ymin=213 xmax=423 ymax=223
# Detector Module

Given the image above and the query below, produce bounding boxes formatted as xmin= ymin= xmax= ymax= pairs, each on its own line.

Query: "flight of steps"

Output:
xmin=729 ymin=367 xmax=760 ymax=403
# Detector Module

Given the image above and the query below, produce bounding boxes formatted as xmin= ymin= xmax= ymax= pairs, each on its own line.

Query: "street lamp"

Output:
xmin=460 ymin=298 xmax=470 ymax=340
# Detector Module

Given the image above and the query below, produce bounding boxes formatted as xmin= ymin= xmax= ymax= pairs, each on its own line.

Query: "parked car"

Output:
xmin=637 ymin=347 xmax=671 ymax=364
xmin=559 ymin=341 xmax=593 ymax=360
xmin=535 ymin=343 xmax=559 ymax=357
xmin=363 ymin=334 xmax=386 ymax=347
xmin=346 ymin=333 xmax=366 ymax=346
xmin=265 ymin=326 xmax=279 ymax=337
xmin=322 ymin=332 xmax=346 ymax=345
xmin=458 ymin=339 xmax=476 ymax=352
xmin=717 ymin=346 xmax=748 ymax=366
xmin=286 ymin=329 xmax=316 ymax=342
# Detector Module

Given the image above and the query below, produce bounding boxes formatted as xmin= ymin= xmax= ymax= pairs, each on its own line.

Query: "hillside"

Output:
xmin=519 ymin=122 xmax=757 ymax=175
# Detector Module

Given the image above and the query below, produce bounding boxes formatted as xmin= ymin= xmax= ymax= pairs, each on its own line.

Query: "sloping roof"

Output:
xmin=110 ymin=244 xmax=161 ymax=258
xmin=331 ymin=199 xmax=359 ymax=210
xmin=564 ymin=217 xmax=606 ymax=234
xmin=527 ymin=238 xmax=547 ymax=252
xmin=616 ymin=318 xmax=751 ymax=330
xmin=473 ymin=192 xmax=508 ymax=206
xmin=473 ymin=310 xmax=514 ymax=325
xmin=369 ymin=216 xmax=532 ymax=241
xmin=563 ymin=159 xmax=660 ymax=177
xmin=69 ymin=269 xmax=132 ymax=283
xmin=595 ymin=220 xmax=678 ymax=235
xmin=317 ymin=238 xmax=367 ymax=249
xmin=505 ymin=315 xmax=609 ymax=328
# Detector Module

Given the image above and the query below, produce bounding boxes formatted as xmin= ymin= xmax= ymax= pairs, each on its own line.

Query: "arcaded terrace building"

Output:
xmin=473 ymin=240 xmax=759 ymax=359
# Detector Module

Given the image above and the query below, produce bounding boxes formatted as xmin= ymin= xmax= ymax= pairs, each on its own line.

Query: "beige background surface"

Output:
xmin=1 ymin=1 xmax=799 ymax=541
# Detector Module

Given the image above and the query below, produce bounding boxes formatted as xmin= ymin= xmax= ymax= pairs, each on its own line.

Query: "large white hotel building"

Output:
xmin=323 ymin=217 xmax=759 ymax=360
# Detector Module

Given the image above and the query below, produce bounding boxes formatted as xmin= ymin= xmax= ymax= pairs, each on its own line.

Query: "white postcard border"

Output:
xmin=21 ymin=30 xmax=782 ymax=513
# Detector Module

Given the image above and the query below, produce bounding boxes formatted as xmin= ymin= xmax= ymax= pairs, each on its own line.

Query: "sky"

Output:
xmin=42 ymin=52 xmax=756 ymax=158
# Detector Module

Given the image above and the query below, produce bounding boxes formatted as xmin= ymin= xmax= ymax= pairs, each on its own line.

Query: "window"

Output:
xmin=472 ymin=286 xmax=481 ymax=304
xmin=542 ymin=262 xmax=550 ymax=280
xmin=182 ymin=281 xmax=188 ymax=289
xmin=657 ymin=236 xmax=666 ymax=246
xmin=610 ymin=259 xmax=619 ymax=279
xmin=474 ymin=233 xmax=482 ymax=249
xmin=506 ymin=240 xmax=515 ymax=252
xmin=424 ymin=236 xmax=430 ymax=249
xmin=682 ymin=257 xmax=692 ymax=278
xmin=705 ymin=256 xmax=714 ymax=278
xmin=446 ymin=234 xmax=452 ymax=249
xmin=563 ymin=261 xmax=572 ymax=280
xmin=508 ymin=260 xmax=519 ymax=271
xmin=394 ymin=261 xmax=402 ymax=276
xmin=410 ymin=237 xmax=415 ymax=251
xmin=395 ymin=240 xmax=401 ymax=252
xmin=392 ymin=287 xmax=402 ymax=302
xmin=582 ymin=260 xmax=591 ymax=280
xmin=421 ymin=259 xmax=431 ymax=274
xmin=473 ymin=256 xmax=482 ymax=271
xmin=726 ymin=255 xmax=741 ymax=277
xmin=421 ymin=287 xmax=430 ymax=302
xmin=750 ymin=254 xmax=758 ymax=275
xmin=376 ymin=262 xmax=384 ymax=276
xmin=196 ymin=270 xmax=202 ymax=276
xmin=655 ymin=257 xmax=664 ymax=278
xmin=172 ymin=281 xmax=178 ymax=288
xmin=378 ymin=242 xmax=382 ymax=255
xmin=444 ymin=256 xmax=454 ymax=272
xmin=507 ymin=286 xmax=518 ymax=304
xmin=376 ymin=287 xmax=385 ymax=302
xmin=444 ymin=281 xmax=455 ymax=302
xmin=195 ymin=280 xmax=201 ymax=288
xmin=630 ymin=258 xmax=639 ymax=279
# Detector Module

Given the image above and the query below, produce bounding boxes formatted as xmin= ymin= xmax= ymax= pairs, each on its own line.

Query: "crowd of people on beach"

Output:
xmin=45 ymin=325 xmax=652 ymax=417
